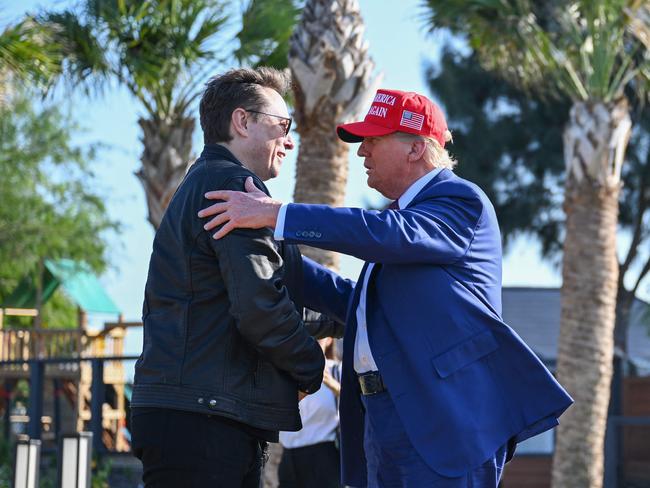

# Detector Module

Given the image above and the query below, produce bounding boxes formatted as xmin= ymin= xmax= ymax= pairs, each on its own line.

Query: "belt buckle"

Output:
xmin=358 ymin=371 xmax=385 ymax=396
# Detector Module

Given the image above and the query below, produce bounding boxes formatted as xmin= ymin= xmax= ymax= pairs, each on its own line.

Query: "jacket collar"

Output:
xmin=199 ymin=143 xmax=243 ymax=165
xmin=199 ymin=143 xmax=274 ymax=197
xmin=406 ymin=168 xmax=454 ymax=208
xmin=397 ymin=168 xmax=443 ymax=209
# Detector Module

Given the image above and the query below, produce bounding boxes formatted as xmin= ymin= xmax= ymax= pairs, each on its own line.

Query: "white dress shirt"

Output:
xmin=352 ymin=168 xmax=442 ymax=373
xmin=279 ymin=360 xmax=340 ymax=448
xmin=275 ymin=168 xmax=442 ymax=373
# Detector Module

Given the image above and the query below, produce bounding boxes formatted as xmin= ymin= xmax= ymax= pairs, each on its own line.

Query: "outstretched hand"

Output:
xmin=198 ymin=177 xmax=283 ymax=239
xmin=323 ymin=367 xmax=341 ymax=397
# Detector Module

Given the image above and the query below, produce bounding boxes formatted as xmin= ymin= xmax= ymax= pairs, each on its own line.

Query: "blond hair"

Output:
xmin=393 ymin=131 xmax=456 ymax=170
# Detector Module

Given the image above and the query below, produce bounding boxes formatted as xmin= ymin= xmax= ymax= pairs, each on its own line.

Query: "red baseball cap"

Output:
xmin=337 ymin=89 xmax=449 ymax=146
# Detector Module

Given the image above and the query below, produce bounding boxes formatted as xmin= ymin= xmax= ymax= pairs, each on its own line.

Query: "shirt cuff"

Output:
xmin=273 ymin=203 xmax=288 ymax=241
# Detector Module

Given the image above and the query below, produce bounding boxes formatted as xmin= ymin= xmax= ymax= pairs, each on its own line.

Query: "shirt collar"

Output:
xmin=397 ymin=168 xmax=443 ymax=209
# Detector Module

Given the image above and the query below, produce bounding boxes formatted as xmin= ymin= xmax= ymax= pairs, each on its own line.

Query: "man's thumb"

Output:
xmin=245 ymin=176 xmax=257 ymax=193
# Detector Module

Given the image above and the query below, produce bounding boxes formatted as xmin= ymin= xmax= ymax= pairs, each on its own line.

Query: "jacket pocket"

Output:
xmin=431 ymin=329 xmax=498 ymax=379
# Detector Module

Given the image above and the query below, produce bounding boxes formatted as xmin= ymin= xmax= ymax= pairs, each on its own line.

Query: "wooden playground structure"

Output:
xmin=0 ymin=307 xmax=140 ymax=452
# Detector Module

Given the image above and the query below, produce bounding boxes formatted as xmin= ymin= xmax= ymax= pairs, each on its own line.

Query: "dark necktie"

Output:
xmin=388 ymin=200 xmax=399 ymax=210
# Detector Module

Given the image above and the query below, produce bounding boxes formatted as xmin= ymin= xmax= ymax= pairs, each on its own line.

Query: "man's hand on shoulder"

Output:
xmin=198 ymin=176 xmax=282 ymax=239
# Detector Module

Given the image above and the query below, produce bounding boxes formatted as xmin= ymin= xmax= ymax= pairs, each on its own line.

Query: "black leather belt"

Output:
xmin=358 ymin=371 xmax=387 ymax=396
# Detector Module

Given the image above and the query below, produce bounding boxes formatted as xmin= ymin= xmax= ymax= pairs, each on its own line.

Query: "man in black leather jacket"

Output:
xmin=131 ymin=67 xmax=326 ymax=487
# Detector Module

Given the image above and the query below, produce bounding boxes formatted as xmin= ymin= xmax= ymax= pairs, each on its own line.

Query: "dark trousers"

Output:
xmin=362 ymin=392 xmax=508 ymax=488
xmin=132 ymin=408 xmax=266 ymax=488
xmin=278 ymin=441 xmax=341 ymax=488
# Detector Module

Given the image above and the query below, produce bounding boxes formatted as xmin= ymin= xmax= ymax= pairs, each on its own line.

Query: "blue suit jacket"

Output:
xmin=283 ymin=169 xmax=573 ymax=486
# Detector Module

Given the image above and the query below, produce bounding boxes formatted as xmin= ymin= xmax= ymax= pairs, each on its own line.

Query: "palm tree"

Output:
xmin=288 ymin=0 xmax=380 ymax=270
xmin=422 ymin=1 xmax=649 ymax=487
xmin=0 ymin=17 xmax=62 ymax=105
xmin=41 ymin=0 xmax=228 ymax=229
xmin=42 ymin=0 xmax=307 ymax=230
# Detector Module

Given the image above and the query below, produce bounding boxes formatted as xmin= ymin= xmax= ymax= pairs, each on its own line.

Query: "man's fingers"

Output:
xmin=204 ymin=190 xmax=231 ymax=201
xmin=198 ymin=201 xmax=227 ymax=218
xmin=212 ymin=221 xmax=235 ymax=240
xmin=244 ymin=176 xmax=257 ymax=193
xmin=203 ymin=212 xmax=229 ymax=231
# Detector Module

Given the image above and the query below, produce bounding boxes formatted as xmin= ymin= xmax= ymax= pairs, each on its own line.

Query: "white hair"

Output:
xmin=393 ymin=131 xmax=456 ymax=170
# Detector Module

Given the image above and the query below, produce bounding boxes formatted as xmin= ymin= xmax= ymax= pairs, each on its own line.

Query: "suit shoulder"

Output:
xmin=433 ymin=171 xmax=493 ymax=208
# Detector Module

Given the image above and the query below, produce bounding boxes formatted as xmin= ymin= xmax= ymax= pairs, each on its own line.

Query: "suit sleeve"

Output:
xmin=302 ymin=256 xmax=355 ymax=327
xmin=303 ymin=309 xmax=345 ymax=340
xmin=282 ymin=192 xmax=483 ymax=265
xmin=205 ymin=177 xmax=324 ymax=393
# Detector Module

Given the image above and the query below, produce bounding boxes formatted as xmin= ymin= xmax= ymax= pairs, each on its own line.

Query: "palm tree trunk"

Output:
xmin=608 ymin=283 xmax=636 ymax=486
xmin=289 ymin=0 xmax=380 ymax=271
xmin=293 ymin=117 xmax=351 ymax=269
xmin=554 ymin=180 xmax=619 ymax=487
xmin=552 ymin=99 xmax=631 ymax=488
xmin=136 ymin=116 xmax=195 ymax=229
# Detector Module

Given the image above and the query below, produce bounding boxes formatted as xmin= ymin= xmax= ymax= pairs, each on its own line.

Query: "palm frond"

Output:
xmin=0 ymin=17 xmax=62 ymax=89
xmin=37 ymin=9 xmax=110 ymax=95
xmin=234 ymin=0 xmax=303 ymax=69
xmin=625 ymin=1 xmax=650 ymax=50
xmin=423 ymin=0 xmax=649 ymax=103
xmin=90 ymin=0 xmax=227 ymax=120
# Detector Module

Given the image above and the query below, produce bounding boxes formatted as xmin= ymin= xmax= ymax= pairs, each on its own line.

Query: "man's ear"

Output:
xmin=231 ymin=108 xmax=249 ymax=138
xmin=407 ymin=138 xmax=427 ymax=163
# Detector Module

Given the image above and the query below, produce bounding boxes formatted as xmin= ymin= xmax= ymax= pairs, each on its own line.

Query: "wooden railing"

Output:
xmin=0 ymin=322 xmax=142 ymax=394
xmin=0 ymin=314 xmax=142 ymax=453
xmin=0 ymin=322 xmax=139 ymax=368
xmin=82 ymin=328 xmax=127 ymax=384
xmin=0 ymin=328 xmax=84 ymax=363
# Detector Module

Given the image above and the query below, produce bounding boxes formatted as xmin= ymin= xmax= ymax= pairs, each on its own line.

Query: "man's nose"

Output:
xmin=284 ymin=133 xmax=295 ymax=150
xmin=357 ymin=140 xmax=369 ymax=157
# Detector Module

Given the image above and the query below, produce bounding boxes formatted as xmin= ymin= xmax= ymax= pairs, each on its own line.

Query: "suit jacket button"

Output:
xmin=209 ymin=399 xmax=217 ymax=409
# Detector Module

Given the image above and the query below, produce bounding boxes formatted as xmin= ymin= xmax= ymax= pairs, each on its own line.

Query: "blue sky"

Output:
xmin=9 ymin=0 xmax=642 ymax=364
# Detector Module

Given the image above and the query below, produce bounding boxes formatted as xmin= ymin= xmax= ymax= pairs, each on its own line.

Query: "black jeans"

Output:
xmin=278 ymin=441 xmax=341 ymax=488
xmin=132 ymin=408 xmax=267 ymax=488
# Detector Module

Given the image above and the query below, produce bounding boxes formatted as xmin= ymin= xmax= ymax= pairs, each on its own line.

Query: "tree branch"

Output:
xmin=632 ymin=252 xmax=650 ymax=296
xmin=621 ymin=200 xmax=646 ymax=277
xmin=621 ymin=148 xmax=650 ymax=276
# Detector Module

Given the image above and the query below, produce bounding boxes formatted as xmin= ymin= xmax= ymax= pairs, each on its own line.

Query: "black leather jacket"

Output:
xmin=132 ymin=144 xmax=325 ymax=432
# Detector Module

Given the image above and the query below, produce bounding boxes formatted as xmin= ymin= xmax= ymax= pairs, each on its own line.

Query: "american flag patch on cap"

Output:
xmin=400 ymin=110 xmax=425 ymax=131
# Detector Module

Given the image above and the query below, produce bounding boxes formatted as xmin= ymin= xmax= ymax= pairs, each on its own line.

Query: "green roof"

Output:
xmin=4 ymin=259 xmax=120 ymax=315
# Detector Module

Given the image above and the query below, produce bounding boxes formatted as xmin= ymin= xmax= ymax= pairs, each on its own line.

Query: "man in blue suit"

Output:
xmin=198 ymin=89 xmax=573 ymax=487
